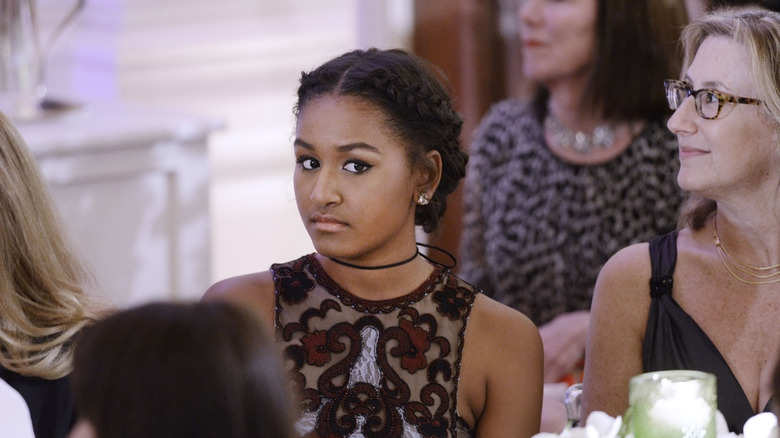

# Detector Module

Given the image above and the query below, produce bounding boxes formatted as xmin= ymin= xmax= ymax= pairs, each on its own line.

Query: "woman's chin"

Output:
xmin=676 ymin=172 xmax=704 ymax=194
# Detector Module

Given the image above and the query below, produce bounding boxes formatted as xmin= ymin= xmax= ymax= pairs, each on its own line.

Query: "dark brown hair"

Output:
xmin=533 ymin=0 xmax=689 ymax=122
xmin=294 ymin=48 xmax=467 ymax=233
xmin=71 ymin=301 xmax=296 ymax=438
xmin=709 ymin=0 xmax=780 ymax=11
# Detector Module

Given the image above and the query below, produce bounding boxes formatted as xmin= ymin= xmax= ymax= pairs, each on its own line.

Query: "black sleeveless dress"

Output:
xmin=644 ymin=231 xmax=775 ymax=434
xmin=0 ymin=366 xmax=76 ymax=438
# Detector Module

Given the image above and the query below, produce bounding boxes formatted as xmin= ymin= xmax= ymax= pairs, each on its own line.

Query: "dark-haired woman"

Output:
xmin=69 ymin=301 xmax=296 ymax=438
xmin=460 ymin=0 xmax=688 ymax=391
xmin=205 ymin=48 xmax=544 ymax=438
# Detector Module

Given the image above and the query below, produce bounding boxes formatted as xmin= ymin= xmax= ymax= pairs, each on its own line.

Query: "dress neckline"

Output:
xmin=305 ymin=253 xmax=446 ymax=314
xmin=661 ymin=292 xmax=773 ymax=415
xmin=649 ymin=232 xmax=774 ymax=423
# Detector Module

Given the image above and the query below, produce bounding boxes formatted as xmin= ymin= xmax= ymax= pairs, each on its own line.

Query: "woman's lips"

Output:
xmin=310 ymin=213 xmax=348 ymax=232
xmin=523 ymin=39 xmax=544 ymax=48
xmin=679 ymin=146 xmax=709 ymax=159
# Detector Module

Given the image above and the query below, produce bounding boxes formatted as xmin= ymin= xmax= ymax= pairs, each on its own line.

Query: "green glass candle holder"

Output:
xmin=627 ymin=370 xmax=717 ymax=438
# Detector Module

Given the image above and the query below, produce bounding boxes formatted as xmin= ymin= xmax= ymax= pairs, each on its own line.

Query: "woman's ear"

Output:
xmin=416 ymin=150 xmax=443 ymax=199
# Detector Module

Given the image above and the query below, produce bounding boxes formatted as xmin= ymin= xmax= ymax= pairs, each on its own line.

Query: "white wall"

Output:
xmin=41 ymin=0 xmax=412 ymax=293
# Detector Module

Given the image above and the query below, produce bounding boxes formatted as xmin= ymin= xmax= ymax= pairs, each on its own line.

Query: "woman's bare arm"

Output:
xmin=581 ymin=243 xmax=652 ymax=420
xmin=462 ymin=294 xmax=544 ymax=437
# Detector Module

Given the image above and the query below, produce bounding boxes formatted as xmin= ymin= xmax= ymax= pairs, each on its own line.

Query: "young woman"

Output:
xmin=582 ymin=9 xmax=780 ymax=434
xmin=205 ymin=48 xmax=544 ymax=438
xmin=0 ymin=110 xmax=99 ymax=438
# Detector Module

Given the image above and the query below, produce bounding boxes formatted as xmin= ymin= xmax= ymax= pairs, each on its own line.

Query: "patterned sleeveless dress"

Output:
xmin=272 ymin=254 xmax=478 ymax=438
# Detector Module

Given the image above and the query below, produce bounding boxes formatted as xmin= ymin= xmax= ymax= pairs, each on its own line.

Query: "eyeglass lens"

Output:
xmin=666 ymin=81 xmax=721 ymax=119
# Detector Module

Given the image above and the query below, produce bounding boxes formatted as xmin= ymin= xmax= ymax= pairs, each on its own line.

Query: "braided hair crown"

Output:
xmin=295 ymin=48 xmax=467 ymax=233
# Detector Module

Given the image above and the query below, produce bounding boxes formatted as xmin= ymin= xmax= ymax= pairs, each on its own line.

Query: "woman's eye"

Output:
xmin=297 ymin=157 xmax=319 ymax=170
xmin=703 ymin=91 xmax=720 ymax=105
xmin=343 ymin=161 xmax=372 ymax=173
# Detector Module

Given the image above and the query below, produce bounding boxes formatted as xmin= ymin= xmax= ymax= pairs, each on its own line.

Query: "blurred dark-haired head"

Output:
xmin=71 ymin=300 xmax=296 ymax=438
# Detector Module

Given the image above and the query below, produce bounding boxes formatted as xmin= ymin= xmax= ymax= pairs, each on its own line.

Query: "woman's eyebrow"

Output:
xmin=293 ymin=138 xmax=380 ymax=154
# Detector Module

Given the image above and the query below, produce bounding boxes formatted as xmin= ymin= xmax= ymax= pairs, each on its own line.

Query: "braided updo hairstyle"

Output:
xmin=294 ymin=48 xmax=467 ymax=233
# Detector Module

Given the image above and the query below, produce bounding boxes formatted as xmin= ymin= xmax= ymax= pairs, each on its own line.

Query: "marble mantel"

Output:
xmin=16 ymin=103 xmax=222 ymax=308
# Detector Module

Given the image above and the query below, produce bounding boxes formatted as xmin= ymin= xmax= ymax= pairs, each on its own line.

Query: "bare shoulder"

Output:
xmin=590 ymin=241 xmax=654 ymax=337
xmin=591 ymin=242 xmax=652 ymax=312
xmin=598 ymin=242 xmax=651 ymax=286
xmin=460 ymin=293 xmax=544 ymax=436
xmin=202 ymin=270 xmax=276 ymax=330
xmin=465 ymin=293 xmax=543 ymax=377
xmin=468 ymin=293 xmax=541 ymax=345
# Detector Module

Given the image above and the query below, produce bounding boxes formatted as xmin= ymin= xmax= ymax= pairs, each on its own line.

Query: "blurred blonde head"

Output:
xmin=0 ymin=110 xmax=98 ymax=379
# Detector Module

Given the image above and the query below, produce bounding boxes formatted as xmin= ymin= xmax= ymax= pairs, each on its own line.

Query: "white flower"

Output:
xmin=584 ymin=411 xmax=622 ymax=438
xmin=531 ymin=412 xmax=621 ymax=438
xmin=532 ymin=411 xmax=779 ymax=438
xmin=741 ymin=412 xmax=779 ymax=438
xmin=716 ymin=411 xmax=779 ymax=438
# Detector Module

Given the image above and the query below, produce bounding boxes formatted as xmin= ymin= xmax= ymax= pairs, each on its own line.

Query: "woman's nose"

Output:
xmin=518 ymin=0 xmax=541 ymax=26
xmin=667 ymin=96 xmax=698 ymax=136
xmin=309 ymin=169 xmax=341 ymax=207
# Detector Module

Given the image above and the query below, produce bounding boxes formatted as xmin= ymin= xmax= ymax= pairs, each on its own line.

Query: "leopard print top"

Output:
xmin=273 ymin=255 xmax=477 ymax=438
xmin=460 ymin=100 xmax=682 ymax=326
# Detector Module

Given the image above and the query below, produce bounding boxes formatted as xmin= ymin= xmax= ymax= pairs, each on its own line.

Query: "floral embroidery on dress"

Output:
xmin=301 ymin=330 xmax=331 ymax=366
xmin=397 ymin=318 xmax=431 ymax=373
xmin=432 ymin=277 xmax=470 ymax=320
xmin=272 ymin=255 xmax=478 ymax=438
xmin=276 ymin=259 xmax=317 ymax=304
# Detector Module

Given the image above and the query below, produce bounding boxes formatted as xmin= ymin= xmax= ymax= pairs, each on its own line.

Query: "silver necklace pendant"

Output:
xmin=544 ymin=114 xmax=615 ymax=155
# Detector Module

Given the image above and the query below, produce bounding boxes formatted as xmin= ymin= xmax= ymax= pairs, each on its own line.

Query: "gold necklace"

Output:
xmin=713 ymin=220 xmax=780 ymax=285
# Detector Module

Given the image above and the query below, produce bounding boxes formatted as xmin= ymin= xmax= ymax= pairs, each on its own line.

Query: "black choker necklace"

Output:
xmin=328 ymin=242 xmax=458 ymax=270
xmin=328 ymin=250 xmax=419 ymax=270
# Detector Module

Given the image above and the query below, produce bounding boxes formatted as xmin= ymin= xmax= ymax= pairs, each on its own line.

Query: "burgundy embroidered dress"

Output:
xmin=272 ymin=254 xmax=477 ymax=438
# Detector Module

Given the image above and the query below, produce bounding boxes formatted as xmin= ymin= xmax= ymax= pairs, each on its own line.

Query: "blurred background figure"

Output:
xmin=69 ymin=300 xmax=296 ymax=438
xmin=686 ymin=0 xmax=780 ymax=19
xmin=0 ymin=110 xmax=100 ymax=438
xmin=458 ymin=0 xmax=688 ymax=430
xmin=583 ymin=8 xmax=780 ymax=434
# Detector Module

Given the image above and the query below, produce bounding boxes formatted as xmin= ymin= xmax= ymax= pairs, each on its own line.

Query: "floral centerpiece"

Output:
xmin=532 ymin=410 xmax=778 ymax=438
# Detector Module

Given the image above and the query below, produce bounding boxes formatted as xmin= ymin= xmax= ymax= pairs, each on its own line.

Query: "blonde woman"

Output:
xmin=583 ymin=9 xmax=780 ymax=434
xmin=0 ymin=110 xmax=99 ymax=438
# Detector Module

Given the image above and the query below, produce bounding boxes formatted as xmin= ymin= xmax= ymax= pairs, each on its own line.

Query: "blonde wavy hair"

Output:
xmin=0 ymin=111 xmax=99 ymax=379
xmin=677 ymin=8 xmax=780 ymax=230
